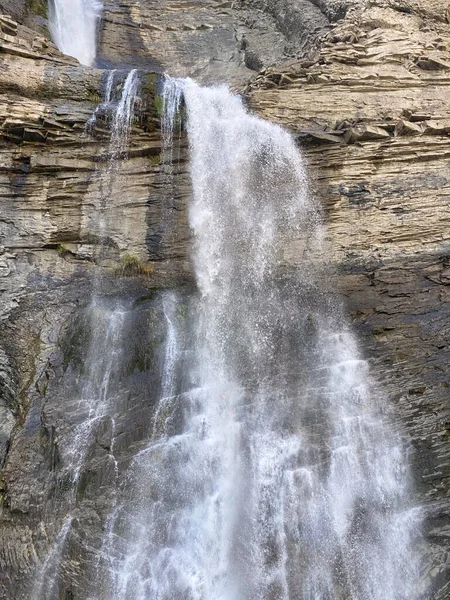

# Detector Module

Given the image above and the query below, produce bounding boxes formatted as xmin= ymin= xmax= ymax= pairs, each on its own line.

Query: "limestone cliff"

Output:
xmin=0 ymin=0 xmax=448 ymax=598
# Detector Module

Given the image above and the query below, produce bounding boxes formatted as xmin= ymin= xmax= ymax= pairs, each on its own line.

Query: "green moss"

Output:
xmin=140 ymin=73 xmax=158 ymax=100
xmin=56 ymin=244 xmax=71 ymax=258
xmin=139 ymin=73 xmax=187 ymax=132
xmin=28 ymin=0 xmax=47 ymax=18
xmin=154 ymin=94 xmax=164 ymax=117
xmin=114 ymin=254 xmax=154 ymax=278
xmin=87 ymin=90 xmax=102 ymax=103
xmin=133 ymin=292 xmax=155 ymax=308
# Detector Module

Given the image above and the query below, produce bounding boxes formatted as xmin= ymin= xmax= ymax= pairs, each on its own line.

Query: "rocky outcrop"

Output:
xmin=97 ymin=0 xmax=355 ymax=82
xmin=0 ymin=0 xmax=448 ymax=598
xmin=97 ymin=0 xmax=289 ymax=83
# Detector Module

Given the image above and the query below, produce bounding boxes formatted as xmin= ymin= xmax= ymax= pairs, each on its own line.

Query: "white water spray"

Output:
xmin=31 ymin=516 xmax=73 ymax=599
xmin=182 ymin=78 xmax=420 ymax=599
xmin=101 ymin=78 xmax=421 ymax=599
xmin=87 ymin=69 xmax=140 ymax=251
xmin=162 ymin=75 xmax=184 ymax=149
xmin=49 ymin=0 xmax=102 ymax=66
xmin=110 ymin=70 xmax=140 ymax=160
xmin=152 ymin=292 xmax=181 ymax=437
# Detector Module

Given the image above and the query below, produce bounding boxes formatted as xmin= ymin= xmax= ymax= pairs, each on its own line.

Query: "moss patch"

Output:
xmin=133 ymin=292 xmax=155 ymax=308
xmin=28 ymin=0 xmax=47 ymax=18
xmin=87 ymin=90 xmax=102 ymax=104
xmin=114 ymin=254 xmax=153 ymax=278
xmin=56 ymin=244 xmax=71 ymax=259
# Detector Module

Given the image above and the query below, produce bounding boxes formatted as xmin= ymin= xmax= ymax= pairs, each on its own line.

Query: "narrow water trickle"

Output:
xmin=94 ymin=77 xmax=422 ymax=600
xmin=87 ymin=69 xmax=140 ymax=168
xmin=28 ymin=70 xmax=142 ymax=600
xmin=89 ymin=69 xmax=140 ymax=261
xmin=30 ymin=301 xmax=129 ymax=600
xmin=148 ymin=75 xmax=186 ymax=260
xmin=161 ymin=76 xmax=184 ymax=150
xmin=31 ymin=516 xmax=73 ymax=599
xmin=66 ymin=301 xmax=126 ymax=485
xmin=109 ymin=70 xmax=140 ymax=162
xmin=49 ymin=0 xmax=102 ymax=66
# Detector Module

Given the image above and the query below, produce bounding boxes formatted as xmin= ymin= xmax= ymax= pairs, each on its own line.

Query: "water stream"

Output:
xmin=49 ymin=0 xmax=103 ymax=66
xmin=88 ymin=78 xmax=421 ymax=599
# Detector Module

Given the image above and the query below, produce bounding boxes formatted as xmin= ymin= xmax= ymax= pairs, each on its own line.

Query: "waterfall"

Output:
xmin=96 ymin=78 xmax=421 ymax=599
xmin=29 ymin=72 xmax=421 ymax=598
xmin=49 ymin=0 xmax=102 ymax=66
xmin=99 ymin=292 xmax=184 ymax=600
xmin=182 ymin=79 xmax=420 ymax=599
xmin=88 ymin=69 xmax=140 ymax=255
xmin=109 ymin=70 xmax=140 ymax=161
xmin=87 ymin=69 xmax=140 ymax=162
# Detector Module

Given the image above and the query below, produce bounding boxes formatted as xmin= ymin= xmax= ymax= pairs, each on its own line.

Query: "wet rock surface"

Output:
xmin=0 ymin=0 xmax=448 ymax=598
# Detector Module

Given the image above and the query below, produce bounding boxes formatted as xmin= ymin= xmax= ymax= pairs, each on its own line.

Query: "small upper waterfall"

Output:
xmin=89 ymin=69 xmax=140 ymax=259
xmin=49 ymin=0 xmax=102 ymax=66
xmin=109 ymin=70 xmax=140 ymax=161
xmin=90 ymin=77 xmax=422 ymax=600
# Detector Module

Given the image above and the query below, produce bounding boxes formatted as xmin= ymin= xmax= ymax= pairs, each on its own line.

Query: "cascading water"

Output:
xmin=109 ymin=70 xmax=140 ymax=162
xmin=49 ymin=0 xmax=103 ymax=66
xmin=94 ymin=77 xmax=421 ymax=600
xmin=87 ymin=69 xmax=140 ymax=166
xmin=149 ymin=75 xmax=186 ymax=261
xmin=95 ymin=292 xmax=185 ymax=600
xmin=88 ymin=69 xmax=140 ymax=260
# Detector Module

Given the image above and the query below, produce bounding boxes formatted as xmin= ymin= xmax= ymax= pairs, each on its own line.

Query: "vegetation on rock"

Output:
xmin=114 ymin=254 xmax=153 ymax=278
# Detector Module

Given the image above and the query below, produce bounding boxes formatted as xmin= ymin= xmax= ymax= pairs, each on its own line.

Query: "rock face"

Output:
xmin=0 ymin=0 xmax=448 ymax=598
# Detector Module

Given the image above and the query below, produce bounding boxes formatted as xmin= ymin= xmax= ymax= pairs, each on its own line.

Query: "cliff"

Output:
xmin=0 ymin=0 xmax=448 ymax=598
